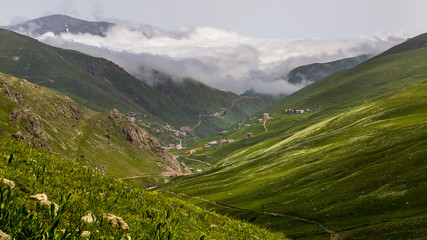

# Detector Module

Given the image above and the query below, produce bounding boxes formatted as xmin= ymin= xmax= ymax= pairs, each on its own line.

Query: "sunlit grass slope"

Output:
xmin=163 ymin=40 xmax=427 ymax=239
xmin=0 ymin=136 xmax=286 ymax=239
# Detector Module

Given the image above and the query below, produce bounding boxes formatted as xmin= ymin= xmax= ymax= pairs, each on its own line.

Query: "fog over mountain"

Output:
xmin=19 ymin=18 xmax=404 ymax=94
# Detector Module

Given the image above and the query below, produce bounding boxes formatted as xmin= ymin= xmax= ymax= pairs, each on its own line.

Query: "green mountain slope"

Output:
xmin=0 ymin=72 xmax=188 ymax=183
xmin=0 ymin=135 xmax=286 ymax=239
xmin=153 ymin=77 xmax=273 ymax=138
xmin=163 ymin=36 xmax=427 ymax=239
xmin=0 ymin=28 xmax=271 ymax=141
xmin=377 ymin=32 xmax=427 ymax=57
xmin=287 ymin=54 xmax=371 ymax=84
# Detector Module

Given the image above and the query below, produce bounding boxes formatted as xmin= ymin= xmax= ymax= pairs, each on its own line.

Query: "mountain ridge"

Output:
xmin=7 ymin=14 xmax=114 ymax=37
xmin=0 ymin=28 xmax=271 ymax=141
xmin=0 ymin=72 xmax=189 ymax=182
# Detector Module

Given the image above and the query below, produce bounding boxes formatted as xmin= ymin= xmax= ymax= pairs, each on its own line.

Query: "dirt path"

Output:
xmin=263 ymin=119 xmax=268 ymax=131
xmin=227 ymin=96 xmax=259 ymax=111
xmin=116 ymin=174 xmax=151 ymax=180
xmin=238 ymin=118 xmax=246 ymax=129
xmin=165 ymin=190 xmax=342 ymax=239
xmin=191 ymin=115 xmax=203 ymax=130
xmin=185 ymin=157 xmax=211 ymax=166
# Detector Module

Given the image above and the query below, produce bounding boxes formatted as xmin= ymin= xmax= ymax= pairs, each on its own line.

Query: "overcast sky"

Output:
xmin=1 ymin=0 xmax=426 ymax=39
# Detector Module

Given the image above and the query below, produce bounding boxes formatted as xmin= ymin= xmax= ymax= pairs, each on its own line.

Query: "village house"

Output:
xmin=285 ymin=108 xmax=311 ymax=114
xmin=189 ymin=150 xmax=197 ymax=154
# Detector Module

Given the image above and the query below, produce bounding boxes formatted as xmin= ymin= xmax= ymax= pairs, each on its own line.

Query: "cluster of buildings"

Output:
xmin=249 ymin=113 xmax=272 ymax=124
xmin=163 ymin=124 xmax=187 ymax=137
xmin=124 ymin=112 xmax=151 ymax=126
xmin=284 ymin=109 xmax=311 ymax=114
xmin=169 ymin=129 xmax=187 ymax=137
xmin=164 ymin=143 xmax=183 ymax=150
xmin=210 ymin=111 xmax=225 ymax=119
xmin=203 ymin=139 xmax=235 ymax=148
xmin=164 ymin=139 xmax=189 ymax=150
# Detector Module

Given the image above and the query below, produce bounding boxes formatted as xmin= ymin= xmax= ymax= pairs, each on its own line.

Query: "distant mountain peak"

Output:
xmin=7 ymin=14 xmax=114 ymax=37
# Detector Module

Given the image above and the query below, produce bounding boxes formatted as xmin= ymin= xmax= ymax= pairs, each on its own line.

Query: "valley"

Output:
xmin=163 ymin=38 xmax=427 ymax=239
xmin=0 ymin=12 xmax=426 ymax=240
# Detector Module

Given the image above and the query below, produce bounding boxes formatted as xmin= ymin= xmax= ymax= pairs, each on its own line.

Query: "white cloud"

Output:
xmin=36 ymin=23 xmax=404 ymax=94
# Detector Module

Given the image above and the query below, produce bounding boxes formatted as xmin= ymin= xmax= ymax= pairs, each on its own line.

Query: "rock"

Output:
xmin=30 ymin=193 xmax=48 ymax=201
xmin=0 ymin=230 xmax=10 ymax=240
xmin=81 ymin=231 xmax=91 ymax=238
xmin=81 ymin=212 xmax=96 ymax=224
xmin=10 ymin=108 xmax=50 ymax=149
xmin=30 ymin=193 xmax=59 ymax=216
xmin=2 ymin=179 xmax=15 ymax=189
xmin=103 ymin=213 xmax=130 ymax=231
xmin=1 ymin=87 xmax=26 ymax=105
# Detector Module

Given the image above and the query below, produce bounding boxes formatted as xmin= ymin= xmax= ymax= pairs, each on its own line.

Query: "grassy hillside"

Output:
xmin=163 ymin=38 xmax=427 ymax=239
xmin=0 ymin=135 xmax=286 ymax=239
xmin=0 ymin=28 xmax=272 ymax=141
xmin=0 ymin=72 xmax=188 ymax=184
xmin=287 ymin=54 xmax=370 ymax=84
xmin=154 ymin=77 xmax=273 ymax=138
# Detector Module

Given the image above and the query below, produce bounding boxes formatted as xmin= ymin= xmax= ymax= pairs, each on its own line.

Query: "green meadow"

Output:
xmin=163 ymin=44 xmax=427 ymax=239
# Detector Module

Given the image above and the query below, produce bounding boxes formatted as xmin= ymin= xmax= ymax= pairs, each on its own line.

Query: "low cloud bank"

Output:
xmin=36 ymin=23 xmax=404 ymax=94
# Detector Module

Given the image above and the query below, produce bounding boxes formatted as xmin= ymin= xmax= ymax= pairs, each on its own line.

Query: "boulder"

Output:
xmin=81 ymin=212 xmax=96 ymax=224
xmin=1 ymin=179 xmax=15 ymax=189
xmin=81 ymin=231 xmax=91 ymax=238
xmin=30 ymin=193 xmax=59 ymax=216
xmin=0 ymin=230 xmax=10 ymax=240
xmin=103 ymin=213 xmax=129 ymax=231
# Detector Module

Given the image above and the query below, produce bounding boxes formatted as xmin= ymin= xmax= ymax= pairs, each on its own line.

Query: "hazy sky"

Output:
xmin=1 ymin=0 xmax=426 ymax=39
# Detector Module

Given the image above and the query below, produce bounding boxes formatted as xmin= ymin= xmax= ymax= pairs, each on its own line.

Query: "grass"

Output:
xmin=0 ymin=135 xmax=287 ymax=239
xmin=0 ymin=72 xmax=187 ymax=184
xmin=162 ymin=46 xmax=427 ymax=239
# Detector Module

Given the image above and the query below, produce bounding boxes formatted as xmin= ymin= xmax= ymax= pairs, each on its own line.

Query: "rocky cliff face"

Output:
xmin=105 ymin=109 xmax=188 ymax=175
xmin=0 ymin=72 xmax=189 ymax=179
